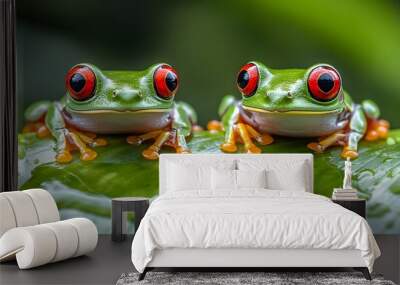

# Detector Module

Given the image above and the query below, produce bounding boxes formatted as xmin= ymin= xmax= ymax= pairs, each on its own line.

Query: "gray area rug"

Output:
xmin=116 ymin=272 xmax=396 ymax=285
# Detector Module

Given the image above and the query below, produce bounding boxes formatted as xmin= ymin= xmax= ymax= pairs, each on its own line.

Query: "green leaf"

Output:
xmin=19 ymin=130 xmax=400 ymax=234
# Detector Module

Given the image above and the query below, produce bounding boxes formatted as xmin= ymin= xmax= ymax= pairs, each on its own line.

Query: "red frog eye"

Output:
xmin=237 ymin=63 xmax=259 ymax=97
xmin=66 ymin=65 xmax=96 ymax=101
xmin=153 ymin=64 xmax=179 ymax=100
xmin=307 ymin=66 xmax=341 ymax=102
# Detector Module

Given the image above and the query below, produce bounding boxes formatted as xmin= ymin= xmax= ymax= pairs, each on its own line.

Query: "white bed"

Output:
xmin=131 ymin=154 xmax=380 ymax=280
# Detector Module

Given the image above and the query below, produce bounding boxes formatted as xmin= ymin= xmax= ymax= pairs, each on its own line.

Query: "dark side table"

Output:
xmin=332 ymin=198 xmax=366 ymax=218
xmin=112 ymin=197 xmax=149 ymax=242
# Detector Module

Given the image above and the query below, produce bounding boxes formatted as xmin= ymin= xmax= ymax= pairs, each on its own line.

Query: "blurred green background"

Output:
xmin=16 ymin=0 xmax=400 ymax=234
xmin=16 ymin=0 xmax=400 ymax=128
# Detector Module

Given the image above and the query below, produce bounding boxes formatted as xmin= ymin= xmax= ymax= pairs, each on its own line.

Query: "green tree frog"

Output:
xmin=23 ymin=63 xmax=197 ymax=163
xmin=208 ymin=62 xmax=389 ymax=159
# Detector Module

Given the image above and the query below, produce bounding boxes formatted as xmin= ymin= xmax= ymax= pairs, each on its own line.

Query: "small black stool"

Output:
xmin=332 ymin=198 xmax=366 ymax=218
xmin=112 ymin=197 xmax=149 ymax=242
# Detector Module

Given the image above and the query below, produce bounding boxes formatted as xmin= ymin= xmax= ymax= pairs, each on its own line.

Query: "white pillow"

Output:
xmin=236 ymin=169 xmax=267 ymax=189
xmin=211 ymin=169 xmax=267 ymax=191
xmin=211 ymin=168 xmax=236 ymax=190
xmin=266 ymin=162 xmax=306 ymax=191
xmin=167 ymin=163 xmax=211 ymax=191
xmin=238 ymin=159 xmax=307 ymax=191
xmin=167 ymin=160 xmax=237 ymax=192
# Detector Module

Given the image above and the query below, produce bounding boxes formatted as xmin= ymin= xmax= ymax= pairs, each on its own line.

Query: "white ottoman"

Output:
xmin=0 ymin=189 xmax=98 ymax=269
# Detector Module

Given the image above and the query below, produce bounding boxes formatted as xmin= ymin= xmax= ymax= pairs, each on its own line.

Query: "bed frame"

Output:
xmin=140 ymin=248 xmax=371 ymax=280
xmin=139 ymin=154 xmax=372 ymax=281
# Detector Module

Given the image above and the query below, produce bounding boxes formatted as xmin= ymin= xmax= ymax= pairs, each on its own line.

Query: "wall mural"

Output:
xmin=18 ymin=62 xmax=400 ymax=234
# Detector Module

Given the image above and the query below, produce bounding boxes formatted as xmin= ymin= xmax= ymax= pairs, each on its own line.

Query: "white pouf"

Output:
xmin=0 ymin=189 xmax=98 ymax=269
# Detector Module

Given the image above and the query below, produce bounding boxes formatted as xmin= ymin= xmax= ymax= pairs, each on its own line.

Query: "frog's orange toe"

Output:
xmin=255 ymin=134 xmax=273 ymax=146
xmin=378 ymin=119 xmax=390 ymax=128
xmin=207 ymin=120 xmax=223 ymax=132
xmin=81 ymin=149 xmax=97 ymax=161
xmin=365 ymin=130 xmax=379 ymax=141
xmin=246 ymin=144 xmax=261 ymax=154
xmin=221 ymin=143 xmax=237 ymax=153
xmin=192 ymin=125 xmax=203 ymax=132
xmin=366 ymin=119 xmax=390 ymax=141
xmin=56 ymin=151 xmax=73 ymax=164
xmin=307 ymin=142 xmax=324 ymax=153
xmin=94 ymin=138 xmax=108 ymax=147
xmin=176 ymin=146 xmax=191 ymax=154
xmin=377 ymin=126 xmax=389 ymax=139
xmin=341 ymin=147 xmax=358 ymax=160
xmin=83 ymin=132 xmax=97 ymax=139
xmin=37 ymin=125 xmax=50 ymax=138
xmin=127 ymin=136 xmax=142 ymax=145
xmin=142 ymin=147 xmax=159 ymax=160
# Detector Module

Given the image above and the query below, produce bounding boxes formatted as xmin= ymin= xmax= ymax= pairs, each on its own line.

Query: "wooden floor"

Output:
xmin=0 ymin=235 xmax=399 ymax=285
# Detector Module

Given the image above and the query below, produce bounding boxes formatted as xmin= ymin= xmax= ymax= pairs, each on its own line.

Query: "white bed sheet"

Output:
xmin=131 ymin=190 xmax=380 ymax=273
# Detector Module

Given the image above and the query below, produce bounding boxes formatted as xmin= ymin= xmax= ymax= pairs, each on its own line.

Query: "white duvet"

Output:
xmin=131 ymin=190 xmax=380 ymax=273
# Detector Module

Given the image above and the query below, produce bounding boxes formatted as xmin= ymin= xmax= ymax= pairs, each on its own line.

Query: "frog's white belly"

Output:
xmin=63 ymin=108 xmax=172 ymax=134
xmin=241 ymin=107 xmax=344 ymax=137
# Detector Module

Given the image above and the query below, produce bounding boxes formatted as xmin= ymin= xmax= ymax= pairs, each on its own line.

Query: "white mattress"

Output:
xmin=131 ymin=190 xmax=380 ymax=273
